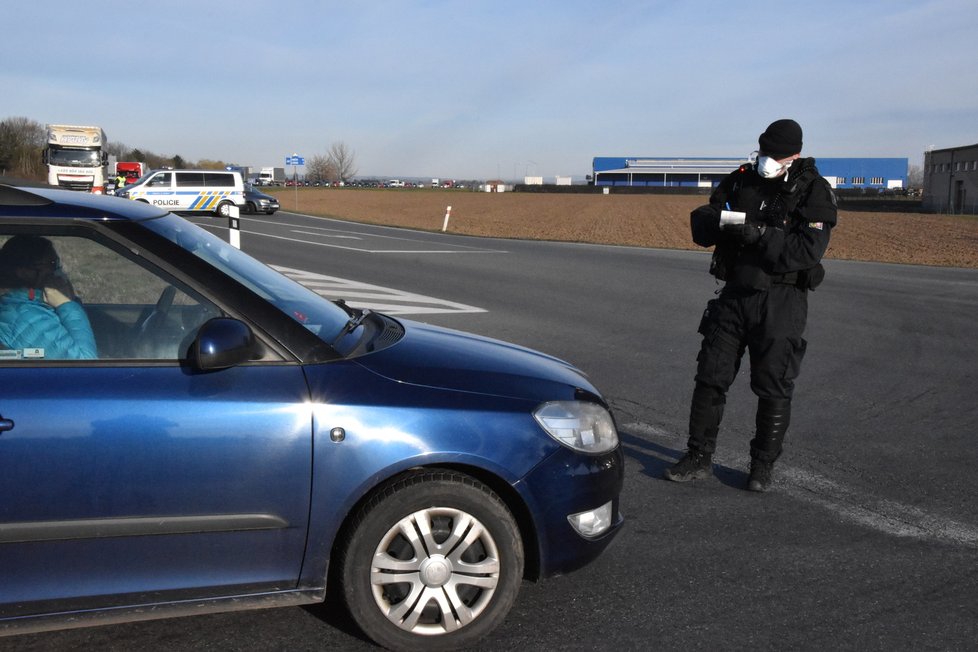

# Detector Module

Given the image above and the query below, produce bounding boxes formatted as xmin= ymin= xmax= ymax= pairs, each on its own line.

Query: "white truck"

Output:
xmin=257 ymin=167 xmax=286 ymax=186
xmin=42 ymin=124 xmax=109 ymax=194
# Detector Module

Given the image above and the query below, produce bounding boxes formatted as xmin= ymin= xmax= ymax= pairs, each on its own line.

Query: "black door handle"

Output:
xmin=0 ymin=418 xmax=14 ymax=432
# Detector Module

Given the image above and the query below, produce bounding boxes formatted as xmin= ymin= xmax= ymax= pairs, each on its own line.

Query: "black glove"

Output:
xmin=690 ymin=204 xmax=721 ymax=247
xmin=723 ymin=223 xmax=766 ymax=245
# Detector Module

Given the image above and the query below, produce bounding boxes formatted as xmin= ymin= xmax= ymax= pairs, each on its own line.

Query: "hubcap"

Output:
xmin=419 ymin=555 xmax=452 ymax=587
xmin=370 ymin=506 xmax=501 ymax=635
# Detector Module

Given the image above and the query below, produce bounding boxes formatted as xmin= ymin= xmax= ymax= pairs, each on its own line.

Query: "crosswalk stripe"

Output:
xmin=272 ymin=265 xmax=487 ymax=316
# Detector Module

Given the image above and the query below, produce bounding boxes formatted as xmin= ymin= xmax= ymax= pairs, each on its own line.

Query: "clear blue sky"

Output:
xmin=5 ymin=1 xmax=975 ymax=180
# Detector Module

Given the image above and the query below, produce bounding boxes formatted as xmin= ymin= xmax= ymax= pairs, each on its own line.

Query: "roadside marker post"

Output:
xmin=442 ymin=205 xmax=452 ymax=232
xmin=228 ymin=204 xmax=241 ymax=249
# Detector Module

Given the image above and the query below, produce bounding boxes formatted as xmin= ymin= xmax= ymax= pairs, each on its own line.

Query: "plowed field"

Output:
xmin=271 ymin=189 xmax=978 ymax=268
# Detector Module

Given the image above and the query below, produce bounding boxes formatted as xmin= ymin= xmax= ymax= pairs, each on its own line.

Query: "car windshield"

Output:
xmin=141 ymin=213 xmax=351 ymax=340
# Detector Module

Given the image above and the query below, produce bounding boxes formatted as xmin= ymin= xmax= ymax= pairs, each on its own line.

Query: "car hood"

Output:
xmin=352 ymin=320 xmax=597 ymax=402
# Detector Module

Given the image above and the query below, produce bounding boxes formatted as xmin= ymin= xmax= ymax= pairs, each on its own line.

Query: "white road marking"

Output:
xmin=272 ymin=266 xmax=486 ymax=316
xmin=623 ymin=420 xmax=978 ymax=548
xmin=253 ymin=228 xmax=506 ymax=254
xmin=262 ymin=217 xmax=507 ymax=254
xmin=290 ymin=230 xmax=363 ymax=240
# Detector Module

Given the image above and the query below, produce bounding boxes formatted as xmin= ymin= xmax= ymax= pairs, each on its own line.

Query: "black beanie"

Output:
xmin=758 ymin=119 xmax=803 ymax=158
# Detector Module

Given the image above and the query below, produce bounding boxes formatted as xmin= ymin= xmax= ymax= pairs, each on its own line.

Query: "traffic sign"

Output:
xmin=285 ymin=155 xmax=305 ymax=166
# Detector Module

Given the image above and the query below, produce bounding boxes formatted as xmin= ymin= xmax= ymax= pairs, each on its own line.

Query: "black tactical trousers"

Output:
xmin=687 ymin=284 xmax=808 ymax=462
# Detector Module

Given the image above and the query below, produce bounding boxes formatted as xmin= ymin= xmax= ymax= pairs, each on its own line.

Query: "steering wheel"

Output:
xmin=135 ymin=285 xmax=176 ymax=338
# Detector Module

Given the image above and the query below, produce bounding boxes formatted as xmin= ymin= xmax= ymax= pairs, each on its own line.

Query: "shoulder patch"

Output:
xmin=808 ymin=222 xmax=824 ymax=230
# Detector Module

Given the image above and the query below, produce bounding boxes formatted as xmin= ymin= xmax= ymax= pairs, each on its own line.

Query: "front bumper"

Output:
xmin=517 ymin=444 xmax=625 ymax=578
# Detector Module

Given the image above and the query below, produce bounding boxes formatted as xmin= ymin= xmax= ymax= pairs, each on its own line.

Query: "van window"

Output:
xmin=176 ymin=173 xmax=206 ymax=187
xmin=204 ymin=173 xmax=235 ymax=187
xmin=148 ymin=173 xmax=171 ymax=187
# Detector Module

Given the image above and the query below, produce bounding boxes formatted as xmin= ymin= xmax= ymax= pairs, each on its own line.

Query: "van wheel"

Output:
xmin=215 ymin=201 xmax=233 ymax=218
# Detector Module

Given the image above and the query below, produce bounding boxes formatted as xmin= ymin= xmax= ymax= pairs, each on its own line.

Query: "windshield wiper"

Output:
xmin=332 ymin=298 xmax=356 ymax=317
xmin=331 ymin=308 xmax=372 ymax=346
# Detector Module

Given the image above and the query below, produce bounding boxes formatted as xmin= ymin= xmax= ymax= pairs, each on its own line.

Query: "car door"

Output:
xmin=0 ymin=228 xmax=313 ymax=616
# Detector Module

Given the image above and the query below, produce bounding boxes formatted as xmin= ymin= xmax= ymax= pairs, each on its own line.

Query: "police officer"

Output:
xmin=665 ymin=119 xmax=837 ymax=491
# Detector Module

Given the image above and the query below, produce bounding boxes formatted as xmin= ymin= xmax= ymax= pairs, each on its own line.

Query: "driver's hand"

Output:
xmin=43 ymin=287 xmax=71 ymax=308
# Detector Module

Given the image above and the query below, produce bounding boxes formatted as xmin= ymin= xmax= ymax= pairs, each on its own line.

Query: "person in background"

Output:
xmin=665 ymin=119 xmax=837 ymax=491
xmin=0 ymin=235 xmax=97 ymax=360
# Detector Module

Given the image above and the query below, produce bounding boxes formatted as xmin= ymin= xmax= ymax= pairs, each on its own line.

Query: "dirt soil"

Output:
xmin=271 ymin=189 xmax=978 ymax=269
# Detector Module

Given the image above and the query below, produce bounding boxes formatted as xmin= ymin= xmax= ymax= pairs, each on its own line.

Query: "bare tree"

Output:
xmin=105 ymin=141 xmax=129 ymax=161
xmin=0 ymin=116 xmax=45 ymax=179
xmin=907 ymin=163 xmax=923 ymax=189
xmin=327 ymin=141 xmax=357 ymax=181
xmin=307 ymin=154 xmax=338 ymax=183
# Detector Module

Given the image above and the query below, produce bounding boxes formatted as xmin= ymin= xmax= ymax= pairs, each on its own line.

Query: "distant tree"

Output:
xmin=307 ymin=154 xmax=338 ymax=183
xmin=129 ymin=148 xmax=146 ymax=162
xmin=907 ymin=163 xmax=923 ymax=189
xmin=327 ymin=142 xmax=357 ymax=181
xmin=196 ymin=159 xmax=228 ymax=170
xmin=172 ymin=155 xmax=186 ymax=169
xmin=0 ymin=116 xmax=45 ymax=179
xmin=105 ymin=141 xmax=128 ymax=160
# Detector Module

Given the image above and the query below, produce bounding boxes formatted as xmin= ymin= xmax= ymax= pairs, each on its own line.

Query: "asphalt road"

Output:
xmin=8 ymin=210 xmax=978 ymax=651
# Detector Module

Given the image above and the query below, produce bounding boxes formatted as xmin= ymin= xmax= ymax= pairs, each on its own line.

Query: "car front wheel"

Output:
xmin=338 ymin=470 xmax=524 ymax=651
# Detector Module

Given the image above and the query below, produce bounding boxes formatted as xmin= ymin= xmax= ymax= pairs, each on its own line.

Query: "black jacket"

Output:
xmin=693 ymin=157 xmax=837 ymax=290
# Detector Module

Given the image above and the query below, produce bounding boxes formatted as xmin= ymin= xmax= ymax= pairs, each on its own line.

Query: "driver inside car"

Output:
xmin=0 ymin=235 xmax=97 ymax=360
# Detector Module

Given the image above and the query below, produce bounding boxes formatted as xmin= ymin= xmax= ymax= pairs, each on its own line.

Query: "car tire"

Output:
xmin=338 ymin=469 xmax=524 ymax=651
xmin=245 ymin=202 xmax=257 ymax=215
xmin=215 ymin=201 xmax=233 ymax=218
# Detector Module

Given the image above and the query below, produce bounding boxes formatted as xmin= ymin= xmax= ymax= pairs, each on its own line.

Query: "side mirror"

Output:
xmin=191 ymin=318 xmax=257 ymax=371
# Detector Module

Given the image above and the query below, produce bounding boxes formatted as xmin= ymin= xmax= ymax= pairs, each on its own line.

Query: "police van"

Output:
xmin=117 ymin=169 xmax=245 ymax=217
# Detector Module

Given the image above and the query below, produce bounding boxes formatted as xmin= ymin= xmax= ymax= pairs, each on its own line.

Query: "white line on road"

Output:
xmin=273 ymin=265 xmax=486 ymax=316
xmin=623 ymin=420 xmax=978 ymax=548
xmin=254 ymin=229 xmax=506 ymax=254
xmin=290 ymin=230 xmax=363 ymax=240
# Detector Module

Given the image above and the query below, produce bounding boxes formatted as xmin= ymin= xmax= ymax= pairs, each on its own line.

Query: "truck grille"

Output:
xmin=59 ymin=180 xmax=94 ymax=192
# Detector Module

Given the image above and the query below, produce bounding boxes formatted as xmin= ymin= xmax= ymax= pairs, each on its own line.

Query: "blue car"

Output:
xmin=0 ymin=184 xmax=623 ymax=650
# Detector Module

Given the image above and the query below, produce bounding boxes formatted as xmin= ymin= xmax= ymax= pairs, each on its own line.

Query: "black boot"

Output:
xmin=747 ymin=397 xmax=791 ymax=492
xmin=664 ymin=448 xmax=713 ymax=482
xmin=664 ymin=383 xmax=725 ymax=482
xmin=747 ymin=459 xmax=774 ymax=492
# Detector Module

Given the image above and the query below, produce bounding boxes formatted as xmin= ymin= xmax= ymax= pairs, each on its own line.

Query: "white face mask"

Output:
xmin=757 ymin=155 xmax=792 ymax=179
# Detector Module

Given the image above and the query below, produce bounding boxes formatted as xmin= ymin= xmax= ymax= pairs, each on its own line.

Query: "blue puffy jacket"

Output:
xmin=0 ymin=288 xmax=97 ymax=360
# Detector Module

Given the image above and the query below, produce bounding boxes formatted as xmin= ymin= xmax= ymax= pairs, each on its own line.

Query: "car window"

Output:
xmin=0 ymin=230 xmax=221 ymax=362
xmin=147 ymin=172 xmax=171 ymax=187
xmin=142 ymin=214 xmax=351 ymax=342
xmin=176 ymin=172 xmax=205 ymax=187
xmin=204 ymin=173 xmax=235 ymax=187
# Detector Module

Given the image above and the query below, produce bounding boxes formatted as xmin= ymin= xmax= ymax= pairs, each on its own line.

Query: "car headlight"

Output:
xmin=533 ymin=401 xmax=618 ymax=454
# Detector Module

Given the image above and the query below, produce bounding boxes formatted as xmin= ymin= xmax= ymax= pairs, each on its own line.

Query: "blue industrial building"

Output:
xmin=592 ymin=156 xmax=908 ymax=191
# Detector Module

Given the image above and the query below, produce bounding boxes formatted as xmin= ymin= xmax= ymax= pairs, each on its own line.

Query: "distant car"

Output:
xmin=0 ymin=184 xmax=623 ymax=649
xmin=243 ymin=182 xmax=280 ymax=215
